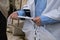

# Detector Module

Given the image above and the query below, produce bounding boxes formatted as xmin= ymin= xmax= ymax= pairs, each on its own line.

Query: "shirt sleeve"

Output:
xmin=17 ymin=10 xmax=25 ymax=16
xmin=40 ymin=15 xmax=60 ymax=25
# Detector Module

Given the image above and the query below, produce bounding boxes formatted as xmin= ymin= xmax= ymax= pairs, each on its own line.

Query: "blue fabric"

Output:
xmin=17 ymin=10 xmax=25 ymax=16
xmin=17 ymin=0 xmax=60 ymax=25
xmin=40 ymin=16 xmax=60 ymax=25
xmin=35 ymin=0 xmax=47 ymax=16
xmin=35 ymin=0 xmax=60 ymax=25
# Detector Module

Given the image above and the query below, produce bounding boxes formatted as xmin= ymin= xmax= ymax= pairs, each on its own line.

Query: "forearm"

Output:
xmin=40 ymin=15 xmax=60 ymax=25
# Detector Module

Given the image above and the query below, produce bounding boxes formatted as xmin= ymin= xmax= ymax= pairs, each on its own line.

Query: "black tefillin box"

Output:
xmin=21 ymin=9 xmax=31 ymax=20
xmin=24 ymin=9 xmax=31 ymax=17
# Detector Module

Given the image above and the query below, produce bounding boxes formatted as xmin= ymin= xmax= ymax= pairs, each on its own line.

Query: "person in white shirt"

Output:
xmin=9 ymin=0 xmax=60 ymax=40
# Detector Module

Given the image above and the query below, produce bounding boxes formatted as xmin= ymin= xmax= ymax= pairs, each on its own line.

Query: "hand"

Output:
xmin=9 ymin=11 xmax=18 ymax=19
xmin=33 ymin=16 xmax=41 ymax=26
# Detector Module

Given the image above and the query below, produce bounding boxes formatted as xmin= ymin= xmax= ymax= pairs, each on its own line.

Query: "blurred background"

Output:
xmin=0 ymin=0 xmax=27 ymax=40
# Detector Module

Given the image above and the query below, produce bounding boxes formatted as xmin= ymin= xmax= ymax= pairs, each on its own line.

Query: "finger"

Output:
xmin=35 ymin=20 xmax=41 ymax=26
xmin=34 ymin=17 xmax=40 ymax=22
xmin=32 ymin=18 xmax=36 ymax=23
xmin=12 ymin=16 xmax=18 ymax=20
xmin=35 ymin=23 xmax=40 ymax=26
